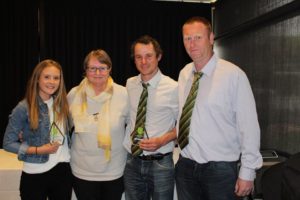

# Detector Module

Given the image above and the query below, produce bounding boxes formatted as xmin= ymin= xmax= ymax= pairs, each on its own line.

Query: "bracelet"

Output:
xmin=35 ymin=146 xmax=38 ymax=155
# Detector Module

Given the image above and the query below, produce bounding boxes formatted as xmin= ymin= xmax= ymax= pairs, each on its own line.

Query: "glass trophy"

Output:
xmin=49 ymin=122 xmax=65 ymax=145
xmin=131 ymin=127 xmax=149 ymax=145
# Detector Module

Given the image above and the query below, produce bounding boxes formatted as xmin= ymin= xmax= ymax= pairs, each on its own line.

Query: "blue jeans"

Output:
xmin=124 ymin=153 xmax=175 ymax=200
xmin=175 ymin=156 xmax=239 ymax=200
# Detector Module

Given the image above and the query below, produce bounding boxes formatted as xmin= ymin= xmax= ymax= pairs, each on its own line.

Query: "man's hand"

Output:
xmin=139 ymin=137 xmax=163 ymax=152
xmin=139 ymin=128 xmax=176 ymax=152
xmin=235 ymin=178 xmax=254 ymax=197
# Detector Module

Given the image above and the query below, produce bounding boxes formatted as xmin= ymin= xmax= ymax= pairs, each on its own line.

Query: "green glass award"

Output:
xmin=49 ymin=122 xmax=65 ymax=145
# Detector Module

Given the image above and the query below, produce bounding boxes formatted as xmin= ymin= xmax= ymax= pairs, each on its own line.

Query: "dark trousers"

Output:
xmin=20 ymin=162 xmax=72 ymax=200
xmin=175 ymin=156 xmax=239 ymax=200
xmin=73 ymin=175 xmax=124 ymax=200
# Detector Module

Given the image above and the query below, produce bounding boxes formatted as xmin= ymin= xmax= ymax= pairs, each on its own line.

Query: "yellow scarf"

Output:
xmin=71 ymin=77 xmax=113 ymax=161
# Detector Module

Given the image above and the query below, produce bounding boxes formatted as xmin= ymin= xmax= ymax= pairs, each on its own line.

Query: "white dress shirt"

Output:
xmin=178 ymin=54 xmax=262 ymax=181
xmin=123 ymin=70 xmax=178 ymax=155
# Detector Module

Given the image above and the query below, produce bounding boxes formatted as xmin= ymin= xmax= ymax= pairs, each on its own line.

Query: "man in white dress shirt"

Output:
xmin=123 ymin=35 xmax=178 ymax=200
xmin=175 ymin=16 xmax=263 ymax=200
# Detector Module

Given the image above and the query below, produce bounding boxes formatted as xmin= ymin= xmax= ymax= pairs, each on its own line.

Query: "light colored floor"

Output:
xmin=0 ymin=149 xmax=22 ymax=200
xmin=0 ymin=148 xmax=180 ymax=200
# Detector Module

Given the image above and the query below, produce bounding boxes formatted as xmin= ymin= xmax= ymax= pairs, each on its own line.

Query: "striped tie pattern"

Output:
xmin=178 ymin=72 xmax=203 ymax=149
xmin=131 ymin=83 xmax=149 ymax=156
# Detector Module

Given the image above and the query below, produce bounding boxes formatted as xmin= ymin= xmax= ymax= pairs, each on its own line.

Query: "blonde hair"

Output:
xmin=25 ymin=59 xmax=69 ymax=130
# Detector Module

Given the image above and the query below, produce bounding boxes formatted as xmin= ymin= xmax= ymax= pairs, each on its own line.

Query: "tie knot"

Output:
xmin=194 ymin=71 xmax=203 ymax=79
xmin=142 ymin=83 xmax=149 ymax=89
xmin=193 ymin=72 xmax=203 ymax=84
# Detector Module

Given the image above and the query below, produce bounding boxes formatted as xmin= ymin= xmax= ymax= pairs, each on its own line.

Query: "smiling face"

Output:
xmin=38 ymin=65 xmax=61 ymax=101
xmin=134 ymin=43 xmax=161 ymax=82
xmin=86 ymin=56 xmax=111 ymax=87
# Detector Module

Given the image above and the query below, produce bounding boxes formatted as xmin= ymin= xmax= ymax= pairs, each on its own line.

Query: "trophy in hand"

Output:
xmin=49 ymin=122 xmax=65 ymax=145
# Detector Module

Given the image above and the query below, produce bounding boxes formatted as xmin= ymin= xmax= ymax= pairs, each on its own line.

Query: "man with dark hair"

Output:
xmin=123 ymin=35 xmax=178 ymax=200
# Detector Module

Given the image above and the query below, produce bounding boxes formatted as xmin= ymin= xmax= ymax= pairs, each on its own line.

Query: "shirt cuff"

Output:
xmin=238 ymin=166 xmax=256 ymax=181
xmin=18 ymin=142 xmax=29 ymax=160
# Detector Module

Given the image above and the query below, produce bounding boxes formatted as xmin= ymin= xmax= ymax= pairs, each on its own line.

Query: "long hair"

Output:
xmin=25 ymin=59 xmax=69 ymax=130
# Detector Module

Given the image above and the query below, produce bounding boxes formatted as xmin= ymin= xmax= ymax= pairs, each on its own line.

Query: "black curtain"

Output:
xmin=39 ymin=0 xmax=211 ymax=90
xmin=0 ymin=0 xmax=39 ymax=147
xmin=0 ymin=0 xmax=211 ymax=147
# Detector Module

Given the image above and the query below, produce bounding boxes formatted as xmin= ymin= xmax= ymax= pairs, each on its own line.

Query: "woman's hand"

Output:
xmin=36 ymin=142 xmax=60 ymax=154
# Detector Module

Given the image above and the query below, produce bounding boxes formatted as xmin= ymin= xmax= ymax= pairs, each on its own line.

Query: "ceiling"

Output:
xmin=153 ymin=0 xmax=217 ymax=3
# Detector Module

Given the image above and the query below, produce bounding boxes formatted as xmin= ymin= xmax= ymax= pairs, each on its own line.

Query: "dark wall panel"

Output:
xmin=214 ymin=0 xmax=300 ymax=154
xmin=214 ymin=0 xmax=294 ymax=38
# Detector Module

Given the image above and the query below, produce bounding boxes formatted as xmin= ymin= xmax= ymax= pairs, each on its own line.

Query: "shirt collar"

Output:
xmin=192 ymin=53 xmax=217 ymax=77
xmin=136 ymin=69 xmax=162 ymax=89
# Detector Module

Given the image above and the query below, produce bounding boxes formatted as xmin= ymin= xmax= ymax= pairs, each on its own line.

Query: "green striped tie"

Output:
xmin=178 ymin=72 xmax=203 ymax=149
xmin=131 ymin=83 xmax=149 ymax=156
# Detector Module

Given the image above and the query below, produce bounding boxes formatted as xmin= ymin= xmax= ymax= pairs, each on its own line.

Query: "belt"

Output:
xmin=138 ymin=152 xmax=172 ymax=161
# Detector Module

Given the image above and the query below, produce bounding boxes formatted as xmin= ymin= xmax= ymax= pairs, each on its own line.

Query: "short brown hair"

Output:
xmin=131 ymin=35 xmax=163 ymax=59
xmin=83 ymin=49 xmax=112 ymax=71
xmin=183 ymin=16 xmax=212 ymax=34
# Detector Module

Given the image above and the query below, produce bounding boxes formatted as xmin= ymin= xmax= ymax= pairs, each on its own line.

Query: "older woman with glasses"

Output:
xmin=68 ymin=49 xmax=129 ymax=200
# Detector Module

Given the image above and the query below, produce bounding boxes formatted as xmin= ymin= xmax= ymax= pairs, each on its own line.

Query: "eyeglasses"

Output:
xmin=87 ymin=66 xmax=110 ymax=73
xmin=183 ymin=35 xmax=202 ymax=42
